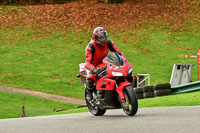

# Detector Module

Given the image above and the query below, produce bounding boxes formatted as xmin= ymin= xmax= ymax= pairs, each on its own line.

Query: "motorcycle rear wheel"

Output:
xmin=85 ymin=89 xmax=106 ymax=116
xmin=119 ymin=85 xmax=138 ymax=116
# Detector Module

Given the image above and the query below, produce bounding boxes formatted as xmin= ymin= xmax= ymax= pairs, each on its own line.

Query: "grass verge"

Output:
xmin=0 ymin=90 xmax=199 ymax=119
xmin=0 ymin=91 xmax=79 ymax=119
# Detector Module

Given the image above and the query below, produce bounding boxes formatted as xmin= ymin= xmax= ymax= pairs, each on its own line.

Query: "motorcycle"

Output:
xmin=77 ymin=52 xmax=138 ymax=116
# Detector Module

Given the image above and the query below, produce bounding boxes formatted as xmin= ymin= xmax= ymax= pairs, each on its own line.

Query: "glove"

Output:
xmin=93 ymin=68 xmax=102 ymax=75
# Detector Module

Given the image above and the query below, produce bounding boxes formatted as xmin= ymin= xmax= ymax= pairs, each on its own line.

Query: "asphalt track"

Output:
xmin=0 ymin=106 xmax=200 ymax=133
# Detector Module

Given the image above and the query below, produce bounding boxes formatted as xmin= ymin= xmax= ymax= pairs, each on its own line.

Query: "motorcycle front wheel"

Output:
xmin=119 ymin=85 xmax=138 ymax=116
xmin=85 ymin=89 xmax=106 ymax=116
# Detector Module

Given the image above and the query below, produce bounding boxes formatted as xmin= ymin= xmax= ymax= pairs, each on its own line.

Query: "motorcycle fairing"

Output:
xmin=96 ymin=77 xmax=116 ymax=90
xmin=79 ymin=63 xmax=87 ymax=77
xmin=103 ymin=60 xmax=133 ymax=79
xmin=116 ymin=81 xmax=132 ymax=100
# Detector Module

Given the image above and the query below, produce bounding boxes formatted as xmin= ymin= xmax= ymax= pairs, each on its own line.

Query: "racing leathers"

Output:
xmin=85 ymin=39 xmax=125 ymax=88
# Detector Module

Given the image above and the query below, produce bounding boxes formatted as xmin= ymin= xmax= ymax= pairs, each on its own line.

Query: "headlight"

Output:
xmin=127 ymin=67 xmax=133 ymax=75
xmin=112 ymin=72 xmax=124 ymax=76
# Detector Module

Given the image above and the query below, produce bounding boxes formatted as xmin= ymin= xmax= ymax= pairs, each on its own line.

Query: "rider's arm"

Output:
xmin=108 ymin=40 xmax=126 ymax=58
xmin=85 ymin=45 xmax=95 ymax=73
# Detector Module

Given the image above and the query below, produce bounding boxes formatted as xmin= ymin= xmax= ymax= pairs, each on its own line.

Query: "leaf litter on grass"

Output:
xmin=0 ymin=0 xmax=200 ymax=33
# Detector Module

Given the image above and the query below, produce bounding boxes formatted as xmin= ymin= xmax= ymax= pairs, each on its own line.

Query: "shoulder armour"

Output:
xmin=107 ymin=40 xmax=115 ymax=52
xmin=88 ymin=43 xmax=95 ymax=55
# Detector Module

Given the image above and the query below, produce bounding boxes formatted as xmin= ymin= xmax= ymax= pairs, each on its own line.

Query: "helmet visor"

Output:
xmin=97 ymin=31 xmax=107 ymax=43
xmin=98 ymin=35 xmax=106 ymax=42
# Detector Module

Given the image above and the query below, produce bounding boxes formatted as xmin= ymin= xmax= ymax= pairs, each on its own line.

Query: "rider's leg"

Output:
xmin=85 ymin=68 xmax=96 ymax=100
xmin=85 ymin=78 xmax=95 ymax=101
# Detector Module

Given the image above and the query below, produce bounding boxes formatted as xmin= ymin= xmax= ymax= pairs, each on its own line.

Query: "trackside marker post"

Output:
xmin=186 ymin=49 xmax=200 ymax=81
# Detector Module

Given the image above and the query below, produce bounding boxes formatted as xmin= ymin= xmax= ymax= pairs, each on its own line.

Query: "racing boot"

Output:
xmin=86 ymin=79 xmax=95 ymax=101
xmin=86 ymin=88 xmax=93 ymax=101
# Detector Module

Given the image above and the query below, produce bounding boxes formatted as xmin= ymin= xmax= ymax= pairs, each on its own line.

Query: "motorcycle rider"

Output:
xmin=85 ymin=27 xmax=126 ymax=100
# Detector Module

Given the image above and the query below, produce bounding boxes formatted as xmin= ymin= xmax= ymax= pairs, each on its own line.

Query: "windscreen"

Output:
xmin=103 ymin=52 xmax=124 ymax=66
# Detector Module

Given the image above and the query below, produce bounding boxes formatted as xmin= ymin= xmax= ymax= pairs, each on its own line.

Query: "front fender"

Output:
xmin=116 ymin=81 xmax=132 ymax=100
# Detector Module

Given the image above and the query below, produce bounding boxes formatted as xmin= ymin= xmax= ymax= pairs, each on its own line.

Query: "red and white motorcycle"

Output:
xmin=77 ymin=52 xmax=138 ymax=116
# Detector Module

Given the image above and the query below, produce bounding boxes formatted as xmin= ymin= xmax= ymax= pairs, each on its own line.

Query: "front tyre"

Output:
xmin=85 ymin=89 xmax=106 ymax=116
xmin=119 ymin=85 xmax=138 ymax=116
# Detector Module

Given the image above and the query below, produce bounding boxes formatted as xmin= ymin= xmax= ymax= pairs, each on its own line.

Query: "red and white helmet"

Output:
xmin=93 ymin=27 xmax=108 ymax=45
